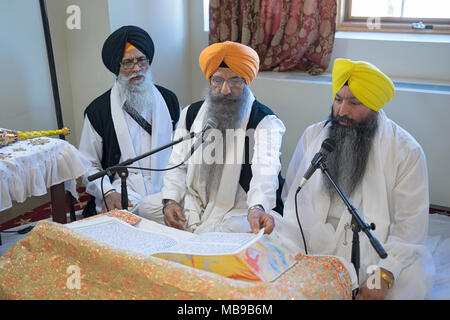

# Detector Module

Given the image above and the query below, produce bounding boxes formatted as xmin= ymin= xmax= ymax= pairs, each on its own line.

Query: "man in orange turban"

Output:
xmin=140 ymin=41 xmax=286 ymax=236
xmin=274 ymin=59 xmax=434 ymax=300
xmin=199 ymin=41 xmax=260 ymax=85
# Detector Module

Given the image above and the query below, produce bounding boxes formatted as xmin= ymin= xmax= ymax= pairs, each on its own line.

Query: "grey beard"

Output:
xmin=324 ymin=108 xmax=379 ymax=198
xmin=117 ymin=70 xmax=155 ymax=117
xmin=199 ymin=85 xmax=251 ymax=201
xmin=204 ymin=85 xmax=250 ymax=132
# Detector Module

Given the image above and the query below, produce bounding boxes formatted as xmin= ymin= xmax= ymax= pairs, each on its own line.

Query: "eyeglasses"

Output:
xmin=210 ymin=76 xmax=245 ymax=88
xmin=120 ymin=57 xmax=149 ymax=70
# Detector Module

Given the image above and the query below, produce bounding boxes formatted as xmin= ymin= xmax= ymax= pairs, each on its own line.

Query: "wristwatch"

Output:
xmin=248 ymin=204 xmax=264 ymax=213
xmin=380 ymin=269 xmax=394 ymax=289
xmin=103 ymin=189 xmax=116 ymax=198
xmin=162 ymin=199 xmax=179 ymax=215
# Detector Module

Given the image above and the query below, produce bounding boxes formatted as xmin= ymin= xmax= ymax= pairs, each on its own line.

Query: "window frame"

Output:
xmin=336 ymin=0 xmax=450 ymax=35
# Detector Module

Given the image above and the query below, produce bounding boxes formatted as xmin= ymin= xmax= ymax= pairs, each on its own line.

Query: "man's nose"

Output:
xmin=132 ymin=62 xmax=141 ymax=72
xmin=338 ymin=101 xmax=352 ymax=117
xmin=220 ymin=81 xmax=231 ymax=95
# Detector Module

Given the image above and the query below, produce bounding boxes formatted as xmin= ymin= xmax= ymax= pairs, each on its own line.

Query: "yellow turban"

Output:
xmin=332 ymin=58 xmax=395 ymax=112
xmin=199 ymin=41 xmax=260 ymax=84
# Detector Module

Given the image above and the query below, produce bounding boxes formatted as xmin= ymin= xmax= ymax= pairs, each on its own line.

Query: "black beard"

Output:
xmin=324 ymin=107 xmax=379 ymax=198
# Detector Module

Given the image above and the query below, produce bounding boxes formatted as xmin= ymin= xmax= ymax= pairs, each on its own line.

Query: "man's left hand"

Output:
xmin=248 ymin=206 xmax=275 ymax=234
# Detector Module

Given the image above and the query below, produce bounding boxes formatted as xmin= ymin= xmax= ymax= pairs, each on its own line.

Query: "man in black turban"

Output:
xmin=101 ymin=25 xmax=155 ymax=76
xmin=79 ymin=25 xmax=181 ymax=217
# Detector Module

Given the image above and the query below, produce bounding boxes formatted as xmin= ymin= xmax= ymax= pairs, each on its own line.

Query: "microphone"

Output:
xmin=297 ymin=138 xmax=335 ymax=190
xmin=182 ymin=119 xmax=218 ymax=163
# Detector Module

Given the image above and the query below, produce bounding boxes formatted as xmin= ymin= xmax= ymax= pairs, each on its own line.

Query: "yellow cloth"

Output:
xmin=124 ymin=42 xmax=136 ymax=52
xmin=332 ymin=58 xmax=395 ymax=112
xmin=199 ymin=41 xmax=260 ymax=84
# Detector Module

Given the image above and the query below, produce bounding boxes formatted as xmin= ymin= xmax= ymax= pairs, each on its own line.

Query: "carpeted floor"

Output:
xmin=0 ymin=186 xmax=90 ymax=231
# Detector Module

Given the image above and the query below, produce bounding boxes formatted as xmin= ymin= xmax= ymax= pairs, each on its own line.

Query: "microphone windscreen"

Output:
xmin=321 ymin=138 xmax=336 ymax=153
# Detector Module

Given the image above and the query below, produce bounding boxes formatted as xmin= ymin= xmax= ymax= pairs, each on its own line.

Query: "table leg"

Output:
xmin=50 ymin=183 xmax=67 ymax=224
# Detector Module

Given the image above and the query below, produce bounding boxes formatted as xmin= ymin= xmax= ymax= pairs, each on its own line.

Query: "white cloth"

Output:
xmin=0 ymin=137 xmax=91 ymax=212
xmin=157 ymin=94 xmax=285 ymax=234
xmin=272 ymin=110 xmax=435 ymax=299
xmin=79 ymin=81 xmax=175 ymax=213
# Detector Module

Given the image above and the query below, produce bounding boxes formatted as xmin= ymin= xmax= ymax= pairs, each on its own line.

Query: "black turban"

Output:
xmin=101 ymin=25 xmax=155 ymax=75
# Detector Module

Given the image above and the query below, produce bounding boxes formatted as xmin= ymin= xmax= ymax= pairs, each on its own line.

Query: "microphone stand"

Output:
xmin=87 ymin=132 xmax=195 ymax=210
xmin=316 ymin=159 xmax=388 ymax=300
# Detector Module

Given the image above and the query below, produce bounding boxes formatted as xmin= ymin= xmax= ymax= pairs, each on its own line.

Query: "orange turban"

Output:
xmin=199 ymin=41 xmax=260 ymax=84
xmin=124 ymin=42 xmax=136 ymax=52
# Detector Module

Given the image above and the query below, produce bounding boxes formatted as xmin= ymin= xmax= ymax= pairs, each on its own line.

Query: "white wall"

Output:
xmin=0 ymin=0 xmax=57 ymax=132
xmin=188 ymin=0 xmax=210 ymax=103
xmin=45 ymin=0 xmax=76 ymax=145
xmin=329 ymin=32 xmax=450 ymax=82
xmin=58 ymin=0 xmax=113 ymax=146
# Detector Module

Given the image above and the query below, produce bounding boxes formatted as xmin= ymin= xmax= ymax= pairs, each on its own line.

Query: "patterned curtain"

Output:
xmin=209 ymin=0 xmax=337 ymax=75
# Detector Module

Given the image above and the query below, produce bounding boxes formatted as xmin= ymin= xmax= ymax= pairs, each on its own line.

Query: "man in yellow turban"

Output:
xmin=272 ymin=59 xmax=434 ymax=300
xmin=139 ymin=41 xmax=286 ymax=235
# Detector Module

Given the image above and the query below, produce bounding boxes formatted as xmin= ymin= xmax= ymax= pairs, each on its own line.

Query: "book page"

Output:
xmin=158 ymin=229 xmax=264 ymax=256
xmin=66 ymin=216 xmax=180 ymax=256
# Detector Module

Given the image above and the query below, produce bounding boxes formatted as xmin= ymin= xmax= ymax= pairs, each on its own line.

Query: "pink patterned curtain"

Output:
xmin=209 ymin=0 xmax=337 ymax=75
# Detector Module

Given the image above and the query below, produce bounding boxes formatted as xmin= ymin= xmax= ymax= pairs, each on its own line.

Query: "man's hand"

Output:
xmin=247 ymin=205 xmax=275 ymax=234
xmin=163 ymin=201 xmax=186 ymax=230
xmin=356 ymin=268 xmax=393 ymax=300
xmin=101 ymin=191 xmax=133 ymax=213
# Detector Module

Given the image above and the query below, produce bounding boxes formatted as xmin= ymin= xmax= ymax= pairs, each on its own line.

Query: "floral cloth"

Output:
xmin=0 ymin=218 xmax=352 ymax=300
xmin=209 ymin=0 xmax=337 ymax=75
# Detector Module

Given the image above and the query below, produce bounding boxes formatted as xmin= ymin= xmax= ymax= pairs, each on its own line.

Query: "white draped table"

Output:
xmin=0 ymin=137 xmax=91 ymax=224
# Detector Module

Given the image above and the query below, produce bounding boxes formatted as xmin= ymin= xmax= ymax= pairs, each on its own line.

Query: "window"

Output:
xmin=203 ymin=0 xmax=209 ymax=32
xmin=337 ymin=0 xmax=450 ymax=34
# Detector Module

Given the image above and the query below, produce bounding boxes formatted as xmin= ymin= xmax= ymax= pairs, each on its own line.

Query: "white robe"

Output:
xmin=142 ymin=93 xmax=286 ymax=233
xmin=271 ymin=110 xmax=435 ymax=299
xmin=79 ymin=81 xmax=176 ymax=213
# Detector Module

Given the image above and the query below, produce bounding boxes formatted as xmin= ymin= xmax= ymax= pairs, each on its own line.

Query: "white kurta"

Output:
xmin=158 ymin=94 xmax=285 ymax=234
xmin=272 ymin=110 xmax=435 ymax=299
xmin=79 ymin=81 xmax=175 ymax=213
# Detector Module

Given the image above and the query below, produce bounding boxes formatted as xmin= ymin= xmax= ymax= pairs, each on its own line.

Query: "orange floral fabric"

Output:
xmin=209 ymin=0 xmax=337 ymax=75
xmin=0 ymin=220 xmax=352 ymax=300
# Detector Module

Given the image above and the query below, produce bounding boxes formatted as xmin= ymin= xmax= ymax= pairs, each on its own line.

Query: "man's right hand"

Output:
xmin=101 ymin=191 xmax=133 ymax=213
xmin=163 ymin=201 xmax=186 ymax=230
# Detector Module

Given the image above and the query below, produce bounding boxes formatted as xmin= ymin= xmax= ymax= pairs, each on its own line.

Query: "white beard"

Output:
xmin=116 ymin=68 xmax=155 ymax=119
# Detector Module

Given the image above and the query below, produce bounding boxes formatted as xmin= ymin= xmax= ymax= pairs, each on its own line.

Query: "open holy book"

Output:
xmin=66 ymin=215 xmax=297 ymax=282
